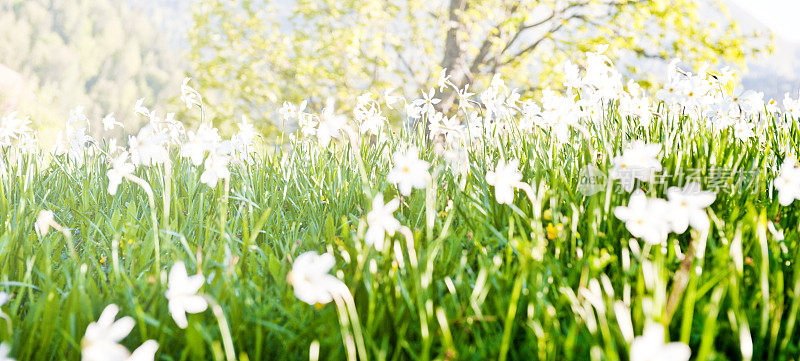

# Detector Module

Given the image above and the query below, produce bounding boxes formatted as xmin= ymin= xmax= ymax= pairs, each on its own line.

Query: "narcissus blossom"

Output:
xmin=165 ymin=262 xmax=207 ymax=329
xmin=388 ymin=146 xmax=430 ymax=196
xmin=82 ymin=304 xmax=158 ymax=361
xmin=365 ymin=194 xmax=401 ymax=251
xmin=128 ymin=125 xmax=169 ymax=167
xmin=34 ymin=210 xmax=56 ymax=236
xmin=665 ymin=183 xmax=716 ymax=233
xmin=614 ymin=190 xmax=670 ymax=245
xmin=630 ymin=323 xmax=690 ymax=361
xmin=102 ymin=113 xmax=123 ymax=131
xmin=315 ymin=98 xmax=347 ymax=147
xmin=733 ymin=122 xmax=755 ymax=141
xmin=0 ymin=111 xmax=31 ymax=147
xmin=412 ymin=88 xmax=440 ymax=117
xmin=180 ymin=123 xmax=221 ymax=166
xmin=107 ymin=152 xmax=135 ymax=195
xmin=287 ymin=251 xmax=345 ymax=306
xmin=180 ymin=77 xmax=202 ymax=110
xmin=486 ymin=159 xmax=523 ymax=205
xmin=610 ymin=141 xmax=662 ymax=192
xmin=200 ymin=153 xmax=230 ymax=188
xmin=0 ymin=343 xmax=13 ymax=361
xmin=776 ymin=155 xmax=800 ymax=206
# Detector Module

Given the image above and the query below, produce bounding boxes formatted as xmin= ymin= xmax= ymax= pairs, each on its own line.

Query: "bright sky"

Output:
xmin=728 ymin=0 xmax=800 ymax=43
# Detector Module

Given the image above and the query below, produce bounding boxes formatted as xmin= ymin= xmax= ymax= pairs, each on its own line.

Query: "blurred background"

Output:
xmin=0 ymin=0 xmax=796 ymax=142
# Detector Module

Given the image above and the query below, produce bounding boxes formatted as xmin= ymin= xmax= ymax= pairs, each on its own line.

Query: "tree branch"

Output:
xmin=500 ymin=13 xmax=587 ymax=67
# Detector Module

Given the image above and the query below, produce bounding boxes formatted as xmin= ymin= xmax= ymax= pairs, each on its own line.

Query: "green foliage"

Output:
xmin=1 ymin=105 xmax=799 ymax=360
xmin=189 ymin=0 xmax=770 ymax=135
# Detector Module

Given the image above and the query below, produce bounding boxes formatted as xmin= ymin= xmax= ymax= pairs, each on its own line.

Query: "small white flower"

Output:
xmin=200 ymin=153 xmax=230 ymax=188
xmin=0 ymin=111 xmax=32 ymax=147
xmin=165 ymin=261 xmax=207 ymax=329
xmin=102 ymin=113 xmax=123 ymax=131
xmin=610 ymin=141 xmax=662 ymax=192
xmin=733 ymin=122 xmax=755 ymax=141
xmin=181 ymin=124 xmax=222 ymax=166
xmin=316 ymin=98 xmax=348 ymax=147
xmin=134 ymin=98 xmax=149 ymax=117
xmin=486 ymin=159 xmax=523 ymax=205
xmin=234 ymin=115 xmax=257 ymax=149
xmin=0 ymin=343 xmax=13 ymax=361
xmin=128 ymin=125 xmax=169 ymax=167
xmin=365 ymin=194 xmax=401 ymax=251
xmin=614 ymin=190 xmax=671 ymax=245
xmin=387 ymin=146 xmax=430 ymax=196
xmin=456 ymin=84 xmax=475 ymax=111
xmin=287 ymin=251 xmax=345 ymax=306
xmin=82 ymin=304 xmax=159 ymax=361
xmin=384 ymin=88 xmax=402 ymax=110
xmin=35 ymin=210 xmax=56 ymax=236
xmin=69 ymin=106 xmax=89 ymax=125
xmin=354 ymin=94 xmax=387 ymax=136
xmin=412 ymin=88 xmax=440 ymax=117
xmin=405 ymin=102 xmax=423 ymax=120
xmin=630 ymin=323 xmax=690 ymax=361
xmin=665 ymin=183 xmax=716 ymax=233
xmin=775 ymin=155 xmax=800 ymax=206
xmin=180 ymin=77 xmax=202 ymax=110
xmin=437 ymin=68 xmax=452 ymax=92
xmin=428 ymin=112 xmax=464 ymax=145
xmin=783 ymin=91 xmax=800 ymax=119
xmin=107 ymin=152 xmax=135 ymax=195
xmin=54 ymin=107 xmax=94 ymax=161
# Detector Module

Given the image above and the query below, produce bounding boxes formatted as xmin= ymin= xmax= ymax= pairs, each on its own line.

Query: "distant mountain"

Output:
xmin=0 ymin=0 xmax=186 ymax=134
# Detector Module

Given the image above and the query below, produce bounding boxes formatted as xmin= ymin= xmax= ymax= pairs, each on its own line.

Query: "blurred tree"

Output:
xmin=189 ymin=0 xmax=770 ymax=133
xmin=0 ymin=0 xmax=185 ymax=138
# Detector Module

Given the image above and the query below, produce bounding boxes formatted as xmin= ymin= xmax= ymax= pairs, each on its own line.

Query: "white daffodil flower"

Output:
xmin=665 ymin=183 xmax=716 ymax=234
xmin=287 ymin=251 xmax=345 ymax=306
xmin=128 ymin=125 xmax=170 ymax=167
xmin=315 ymin=98 xmax=347 ymax=148
xmin=365 ymin=194 xmax=401 ymax=251
xmin=165 ymin=261 xmax=207 ymax=329
xmin=82 ymin=304 xmax=158 ymax=361
xmin=486 ymin=158 xmax=523 ymax=205
xmin=35 ymin=210 xmax=56 ymax=237
xmin=0 ymin=343 xmax=13 ymax=361
xmin=387 ymin=146 xmax=430 ymax=196
xmin=614 ymin=190 xmax=671 ymax=245
xmin=107 ymin=152 xmax=135 ymax=195
xmin=102 ymin=113 xmax=123 ymax=131
xmin=610 ymin=141 xmax=662 ymax=192
xmin=775 ymin=155 xmax=800 ymax=206
xmin=181 ymin=123 xmax=222 ymax=166
xmin=630 ymin=323 xmax=690 ymax=361
xmin=200 ymin=152 xmax=230 ymax=188
xmin=180 ymin=77 xmax=202 ymax=110
xmin=0 ymin=111 xmax=32 ymax=147
xmin=733 ymin=122 xmax=755 ymax=141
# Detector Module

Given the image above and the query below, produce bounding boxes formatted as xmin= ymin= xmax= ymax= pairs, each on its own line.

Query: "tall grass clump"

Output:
xmin=0 ymin=49 xmax=799 ymax=360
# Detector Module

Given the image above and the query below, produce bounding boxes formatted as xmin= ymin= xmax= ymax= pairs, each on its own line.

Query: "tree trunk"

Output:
xmin=438 ymin=0 xmax=468 ymax=114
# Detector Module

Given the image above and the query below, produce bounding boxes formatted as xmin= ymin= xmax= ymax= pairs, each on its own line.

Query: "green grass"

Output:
xmin=0 ymin=108 xmax=799 ymax=361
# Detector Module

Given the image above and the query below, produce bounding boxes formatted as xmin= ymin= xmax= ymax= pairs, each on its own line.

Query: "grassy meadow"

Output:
xmin=0 ymin=54 xmax=799 ymax=361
